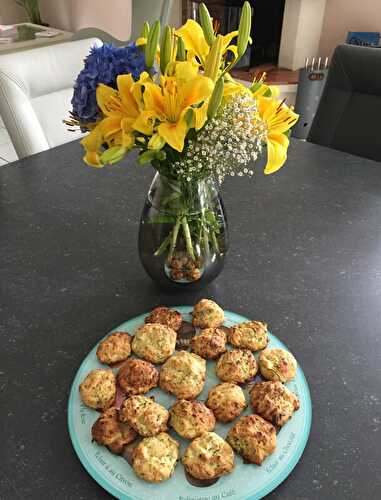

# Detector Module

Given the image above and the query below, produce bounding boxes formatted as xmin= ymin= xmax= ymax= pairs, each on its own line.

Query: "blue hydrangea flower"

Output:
xmin=71 ymin=43 xmax=146 ymax=123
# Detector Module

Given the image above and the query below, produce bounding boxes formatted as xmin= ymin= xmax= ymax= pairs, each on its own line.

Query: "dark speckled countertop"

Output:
xmin=1 ymin=139 xmax=381 ymax=499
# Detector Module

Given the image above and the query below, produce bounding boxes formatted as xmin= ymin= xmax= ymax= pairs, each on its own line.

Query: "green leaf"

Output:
xmin=100 ymin=146 xmax=126 ymax=165
xmin=138 ymin=149 xmax=166 ymax=165
xmin=138 ymin=150 xmax=156 ymax=164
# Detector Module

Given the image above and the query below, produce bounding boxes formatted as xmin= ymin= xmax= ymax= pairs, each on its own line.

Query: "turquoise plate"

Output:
xmin=68 ymin=307 xmax=312 ymax=500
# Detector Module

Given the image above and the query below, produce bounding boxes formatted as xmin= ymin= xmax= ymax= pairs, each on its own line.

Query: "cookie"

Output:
xmin=228 ymin=321 xmax=268 ymax=351
xmin=192 ymin=299 xmax=224 ymax=329
xmin=250 ymin=381 xmax=300 ymax=427
xmin=227 ymin=414 xmax=276 ymax=465
xmin=190 ymin=327 xmax=227 ymax=359
xmin=159 ymin=351 xmax=206 ymax=399
xmin=182 ymin=432 xmax=234 ymax=480
xmin=169 ymin=400 xmax=215 ymax=439
xmin=206 ymin=382 xmax=246 ymax=423
xmin=215 ymin=349 xmax=258 ymax=384
xmin=132 ymin=323 xmax=177 ymax=364
xmin=258 ymin=348 xmax=297 ymax=382
xmin=79 ymin=369 xmax=116 ymax=410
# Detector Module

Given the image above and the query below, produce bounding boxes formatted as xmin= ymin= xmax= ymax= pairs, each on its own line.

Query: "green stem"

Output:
xmin=211 ymin=229 xmax=220 ymax=253
xmin=182 ymin=216 xmax=195 ymax=261
xmin=167 ymin=216 xmax=181 ymax=262
xmin=154 ymin=232 xmax=172 ymax=257
xmin=202 ymin=223 xmax=210 ymax=255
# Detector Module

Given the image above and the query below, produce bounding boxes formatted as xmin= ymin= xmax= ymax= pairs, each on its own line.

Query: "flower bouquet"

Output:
xmin=68 ymin=2 xmax=298 ymax=290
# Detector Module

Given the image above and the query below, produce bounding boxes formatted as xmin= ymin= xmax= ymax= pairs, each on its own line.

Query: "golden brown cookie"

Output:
xmin=132 ymin=432 xmax=179 ymax=483
xmin=91 ymin=407 xmax=136 ymax=454
xmin=227 ymin=414 xmax=276 ymax=465
xmin=116 ymin=358 xmax=158 ymax=395
xmin=169 ymin=400 xmax=215 ymax=439
xmin=145 ymin=306 xmax=183 ymax=332
xmin=250 ymin=381 xmax=300 ymax=427
xmin=79 ymin=369 xmax=116 ymax=410
xmin=258 ymin=348 xmax=297 ymax=382
xmin=119 ymin=395 xmax=169 ymax=437
xmin=96 ymin=332 xmax=132 ymax=365
xmin=215 ymin=349 xmax=258 ymax=384
xmin=206 ymin=382 xmax=246 ymax=423
xmin=159 ymin=351 xmax=206 ymax=399
xmin=228 ymin=321 xmax=269 ymax=351
xmin=132 ymin=323 xmax=177 ymax=364
xmin=192 ymin=299 xmax=224 ymax=329
xmin=190 ymin=327 xmax=227 ymax=359
xmin=182 ymin=432 xmax=234 ymax=480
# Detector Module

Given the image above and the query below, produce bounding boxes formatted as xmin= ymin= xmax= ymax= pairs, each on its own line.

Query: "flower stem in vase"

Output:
xmin=167 ymin=216 xmax=182 ymax=262
xmin=181 ymin=216 xmax=195 ymax=261
xmin=202 ymin=223 xmax=210 ymax=256
xmin=211 ymin=229 xmax=220 ymax=253
xmin=154 ymin=232 xmax=172 ymax=257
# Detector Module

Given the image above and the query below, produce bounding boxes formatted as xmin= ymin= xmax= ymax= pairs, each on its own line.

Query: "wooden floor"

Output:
xmin=231 ymin=64 xmax=299 ymax=85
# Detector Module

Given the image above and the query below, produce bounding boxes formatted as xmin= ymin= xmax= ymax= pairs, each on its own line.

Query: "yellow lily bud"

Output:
xmin=141 ymin=21 xmax=149 ymax=38
xmin=207 ymin=77 xmax=224 ymax=119
xmin=204 ymin=34 xmax=223 ymax=81
xmin=176 ymin=36 xmax=186 ymax=61
xmin=199 ymin=3 xmax=215 ymax=46
xmin=160 ymin=25 xmax=173 ymax=75
xmin=237 ymin=1 xmax=252 ymax=57
xmin=145 ymin=20 xmax=160 ymax=69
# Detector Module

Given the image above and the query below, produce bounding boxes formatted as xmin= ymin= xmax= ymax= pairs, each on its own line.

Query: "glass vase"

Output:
xmin=138 ymin=173 xmax=229 ymax=291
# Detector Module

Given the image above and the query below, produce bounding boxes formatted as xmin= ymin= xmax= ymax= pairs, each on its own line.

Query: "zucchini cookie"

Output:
xmin=206 ymin=382 xmax=246 ymax=423
xmin=258 ymin=348 xmax=297 ymax=382
xmin=119 ymin=395 xmax=169 ymax=437
xmin=96 ymin=332 xmax=132 ymax=365
xmin=117 ymin=358 xmax=158 ymax=395
xmin=145 ymin=306 xmax=183 ymax=332
xmin=250 ymin=381 xmax=300 ymax=427
xmin=132 ymin=433 xmax=179 ymax=483
xmin=182 ymin=432 xmax=234 ymax=480
xmin=216 ymin=349 xmax=258 ymax=384
xmin=91 ymin=407 xmax=136 ymax=454
xmin=79 ymin=369 xmax=116 ymax=410
xmin=159 ymin=351 xmax=206 ymax=399
xmin=228 ymin=321 xmax=268 ymax=351
xmin=190 ymin=327 xmax=228 ymax=359
xmin=192 ymin=299 xmax=224 ymax=329
xmin=169 ymin=400 xmax=215 ymax=439
xmin=132 ymin=323 xmax=177 ymax=364
xmin=227 ymin=414 xmax=276 ymax=465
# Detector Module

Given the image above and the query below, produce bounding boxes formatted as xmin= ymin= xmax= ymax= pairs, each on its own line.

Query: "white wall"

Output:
xmin=319 ymin=0 xmax=381 ymax=59
xmin=39 ymin=0 xmax=132 ymax=40
xmin=0 ymin=0 xmax=27 ymax=24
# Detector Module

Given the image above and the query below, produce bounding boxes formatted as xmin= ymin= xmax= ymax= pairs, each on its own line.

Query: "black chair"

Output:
xmin=308 ymin=44 xmax=381 ymax=162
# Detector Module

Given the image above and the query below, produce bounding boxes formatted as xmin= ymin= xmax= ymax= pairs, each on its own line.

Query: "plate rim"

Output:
xmin=68 ymin=307 xmax=312 ymax=500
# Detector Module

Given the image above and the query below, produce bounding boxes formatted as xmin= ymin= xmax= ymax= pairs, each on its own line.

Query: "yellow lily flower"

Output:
xmin=257 ymin=97 xmax=299 ymax=174
xmin=176 ymin=20 xmax=239 ymax=66
xmin=81 ymin=126 xmax=103 ymax=167
xmin=81 ymin=73 xmax=149 ymax=166
xmin=142 ymin=61 xmax=214 ymax=152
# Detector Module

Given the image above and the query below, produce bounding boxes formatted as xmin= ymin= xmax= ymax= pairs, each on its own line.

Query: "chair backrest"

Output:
xmin=308 ymin=44 xmax=381 ymax=162
xmin=130 ymin=0 xmax=173 ymax=41
xmin=0 ymin=38 xmax=102 ymax=159
xmin=71 ymin=28 xmax=126 ymax=46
